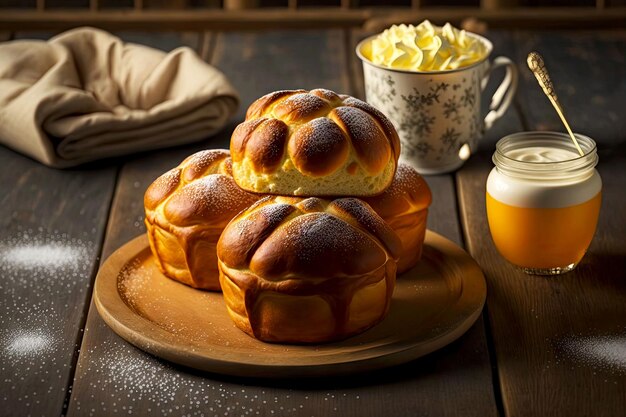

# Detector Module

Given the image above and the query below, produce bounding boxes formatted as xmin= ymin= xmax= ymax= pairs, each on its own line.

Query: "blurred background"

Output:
xmin=1 ymin=0 xmax=625 ymax=32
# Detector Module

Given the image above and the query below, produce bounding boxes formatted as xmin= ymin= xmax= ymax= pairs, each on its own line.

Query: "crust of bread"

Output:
xmin=363 ymin=163 xmax=432 ymax=273
xmin=231 ymin=89 xmax=401 ymax=196
xmin=144 ymin=149 xmax=261 ymax=290
xmin=217 ymin=196 xmax=401 ymax=343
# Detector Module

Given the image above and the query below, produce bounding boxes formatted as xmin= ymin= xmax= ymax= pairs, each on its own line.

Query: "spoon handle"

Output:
xmin=527 ymin=52 xmax=558 ymax=102
xmin=527 ymin=51 xmax=584 ymax=156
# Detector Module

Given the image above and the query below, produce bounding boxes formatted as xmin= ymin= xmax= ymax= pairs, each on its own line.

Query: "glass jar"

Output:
xmin=486 ymin=131 xmax=602 ymax=275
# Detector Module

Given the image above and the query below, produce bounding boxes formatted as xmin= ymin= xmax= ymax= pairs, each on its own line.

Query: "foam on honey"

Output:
xmin=487 ymin=146 xmax=601 ymax=209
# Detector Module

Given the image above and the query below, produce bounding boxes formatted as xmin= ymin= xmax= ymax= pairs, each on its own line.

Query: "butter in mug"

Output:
xmin=360 ymin=21 xmax=488 ymax=71
xmin=486 ymin=132 xmax=601 ymax=275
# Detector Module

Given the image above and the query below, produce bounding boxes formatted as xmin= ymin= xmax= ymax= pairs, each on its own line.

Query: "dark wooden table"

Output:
xmin=1 ymin=28 xmax=624 ymax=417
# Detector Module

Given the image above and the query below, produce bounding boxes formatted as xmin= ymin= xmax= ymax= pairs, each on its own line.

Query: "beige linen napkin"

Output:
xmin=0 ymin=27 xmax=239 ymax=168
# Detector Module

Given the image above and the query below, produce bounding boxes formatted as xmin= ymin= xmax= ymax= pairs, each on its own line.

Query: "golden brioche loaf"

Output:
xmin=363 ymin=163 xmax=432 ymax=274
xmin=230 ymin=88 xmax=401 ymax=197
xmin=144 ymin=150 xmax=261 ymax=290
xmin=217 ymin=196 xmax=402 ymax=343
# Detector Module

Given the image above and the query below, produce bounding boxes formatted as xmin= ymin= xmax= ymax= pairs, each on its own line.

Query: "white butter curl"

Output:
xmin=363 ymin=21 xmax=487 ymax=71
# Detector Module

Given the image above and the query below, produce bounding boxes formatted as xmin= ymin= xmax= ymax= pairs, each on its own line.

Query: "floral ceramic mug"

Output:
xmin=356 ymin=33 xmax=518 ymax=174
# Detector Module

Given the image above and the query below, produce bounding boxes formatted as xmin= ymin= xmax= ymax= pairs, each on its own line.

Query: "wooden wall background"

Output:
xmin=3 ymin=0 xmax=626 ymax=7
xmin=1 ymin=0 xmax=625 ymax=31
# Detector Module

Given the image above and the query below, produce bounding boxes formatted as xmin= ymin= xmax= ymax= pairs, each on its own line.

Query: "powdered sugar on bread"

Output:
xmin=231 ymin=89 xmax=401 ymax=197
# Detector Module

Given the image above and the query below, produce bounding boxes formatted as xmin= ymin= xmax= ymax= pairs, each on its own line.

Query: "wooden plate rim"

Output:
xmin=94 ymin=231 xmax=486 ymax=378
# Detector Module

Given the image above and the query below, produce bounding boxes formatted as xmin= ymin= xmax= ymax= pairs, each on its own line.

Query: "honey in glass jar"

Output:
xmin=486 ymin=131 xmax=601 ymax=275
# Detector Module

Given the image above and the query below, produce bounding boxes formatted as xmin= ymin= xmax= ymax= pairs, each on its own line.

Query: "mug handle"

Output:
xmin=482 ymin=56 xmax=518 ymax=131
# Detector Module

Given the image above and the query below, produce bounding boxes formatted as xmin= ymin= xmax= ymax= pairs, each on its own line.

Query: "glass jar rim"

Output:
xmin=493 ymin=131 xmax=598 ymax=179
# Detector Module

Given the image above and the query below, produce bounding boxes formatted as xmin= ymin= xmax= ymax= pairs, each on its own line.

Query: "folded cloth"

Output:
xmin=0 ymin=27 xmax=239 ymax=168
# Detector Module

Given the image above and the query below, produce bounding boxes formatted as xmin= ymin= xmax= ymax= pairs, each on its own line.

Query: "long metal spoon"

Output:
xmin=527 ymin=51 xmax=584 ymax=156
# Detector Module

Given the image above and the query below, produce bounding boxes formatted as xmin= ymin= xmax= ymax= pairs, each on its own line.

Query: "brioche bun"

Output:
xmin=217 ymin=196 xmax=402 ymax=343
xmin=144 ymin=150 xmax=261 ymax=290
xmin=230 ymin=89 xmax=400 ymax=197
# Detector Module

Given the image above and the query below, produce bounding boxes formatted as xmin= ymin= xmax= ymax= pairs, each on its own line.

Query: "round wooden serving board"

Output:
xmin=94 ymin=231 xmax=486 ymax=378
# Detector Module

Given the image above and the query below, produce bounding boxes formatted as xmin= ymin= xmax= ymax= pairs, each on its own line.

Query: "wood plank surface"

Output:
xmin=513 ymin=31 xmax=626 ymax=145
xmin=0 ymin=31 xmax=202 ymax=417
xmin=67 ymin=28 xmax=499 ymax=417
xmin=0 ymin=142 xmax=117 ymax=417
xmin=5 ymin=24 xmax=624 ymax=417
xmin=211 ymin=30 xmax=350 ymax=118
xmin=457 ymin=31 xmax=626 ymax=417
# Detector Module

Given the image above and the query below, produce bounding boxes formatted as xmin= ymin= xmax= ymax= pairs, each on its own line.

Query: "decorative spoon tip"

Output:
xmin=527 ymin=51 xmax=543 ymax=71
